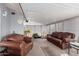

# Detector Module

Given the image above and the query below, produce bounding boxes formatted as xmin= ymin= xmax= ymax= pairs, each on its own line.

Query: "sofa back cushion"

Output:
xmin=7 ymin=37 xmax=22 ymax=43
xmin=6 ymin=34 xmax=24 ymax=42
xmin=65 ymin=32 xmax=75 ymax=39
xmin=23 ymin=36 xmax=32 ymax=43
xmin=6 ymin=34 xmax=21 ymax=42
xmin=6 ymin=34 xmax=32 ymax=43
xmin=51 ymin=32 xmax=64 ymax=39
xmin=51 ymin=32 xmax=74 ymax=40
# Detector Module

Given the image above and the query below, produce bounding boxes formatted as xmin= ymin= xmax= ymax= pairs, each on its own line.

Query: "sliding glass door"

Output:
xmin=55 ymin=22 xmax=64 ymax=32
xmin=48 ymin=22 xmax=64 ymax=33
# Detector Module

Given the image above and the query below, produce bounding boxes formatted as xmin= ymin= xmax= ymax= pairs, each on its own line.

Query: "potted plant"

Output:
xmin=24 ymin=29 xmax=31 ymax=36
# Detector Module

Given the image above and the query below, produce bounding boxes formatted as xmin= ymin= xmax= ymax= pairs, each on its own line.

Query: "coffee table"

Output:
xmin=68 ymin=42 xmax=79 ymax=54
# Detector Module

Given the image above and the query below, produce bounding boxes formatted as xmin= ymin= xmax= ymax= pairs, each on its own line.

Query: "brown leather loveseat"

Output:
xmin=47 ymin=32 xmax=75 ymax=49
xmin=0 ymin=34 xmax=33 ymax=56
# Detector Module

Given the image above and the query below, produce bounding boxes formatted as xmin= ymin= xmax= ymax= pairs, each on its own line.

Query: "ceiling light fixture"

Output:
xmin=19 ymin=3 xmax=28 ymax=22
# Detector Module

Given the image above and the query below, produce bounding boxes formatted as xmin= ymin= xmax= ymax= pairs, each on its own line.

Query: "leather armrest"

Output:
xmin=63 ymin=38 xmax=70 ymax=43
xmin=7 ymin=38 xmax=22 ymax=43
xmin=23 ymin=37 xmax=32 ymax=43
xmin=47 ymin=36 xmax=62 ymax=44
xmin=0 ymin=41 xmax=20 ymax=49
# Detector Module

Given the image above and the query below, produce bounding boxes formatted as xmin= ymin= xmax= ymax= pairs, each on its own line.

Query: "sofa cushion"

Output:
xmin=7 ymin=37 xmax=22 ymax=43
xmin=23 ymin=36 xmax=32 ymax=43
xmin=6 ymin=34 xmax=24 ymax=43
xmin=51 ymin=32 xmax=58 ymax=38
xmin=51 ymin=32 xmax=64 ymax=40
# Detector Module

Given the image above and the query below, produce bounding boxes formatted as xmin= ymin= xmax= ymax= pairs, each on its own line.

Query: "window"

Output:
xmin=50 ymin=24 xmax=55 ymax=33
xmin=48 ymin=22 xmax=64 ymax=33
xmin=55 ymin=22 xmax=64 ymax=32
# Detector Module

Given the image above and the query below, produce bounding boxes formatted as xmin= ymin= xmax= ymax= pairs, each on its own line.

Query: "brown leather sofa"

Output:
xmin=0 ymin=34 xmax=33 ymax=56
xmin=47 ymin=32 xmax=75 ymax=49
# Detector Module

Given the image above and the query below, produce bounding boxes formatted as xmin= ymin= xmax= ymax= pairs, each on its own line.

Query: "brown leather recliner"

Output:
xmin=47 ymin=32 xmax=75 ymax=49
xmin=0 ymin=34 xmax=33 ymax=56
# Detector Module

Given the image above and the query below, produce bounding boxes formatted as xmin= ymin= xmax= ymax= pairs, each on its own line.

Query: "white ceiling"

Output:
xmin=4 ymin=3 xmax=79 ymax=25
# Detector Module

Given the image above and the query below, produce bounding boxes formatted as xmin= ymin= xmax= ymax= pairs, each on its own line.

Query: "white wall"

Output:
xmin=0 ymin=4 xmax=11 ymax=51
xmin=10 ymin=13 xmax=24 ymax=34
xmin=64 ymin=17 xmax=79 ymax=40
xmin=48 ymin=22 xmax=64 ymax=34
xmin=0 ymin=4 xmax=11 ymax=40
